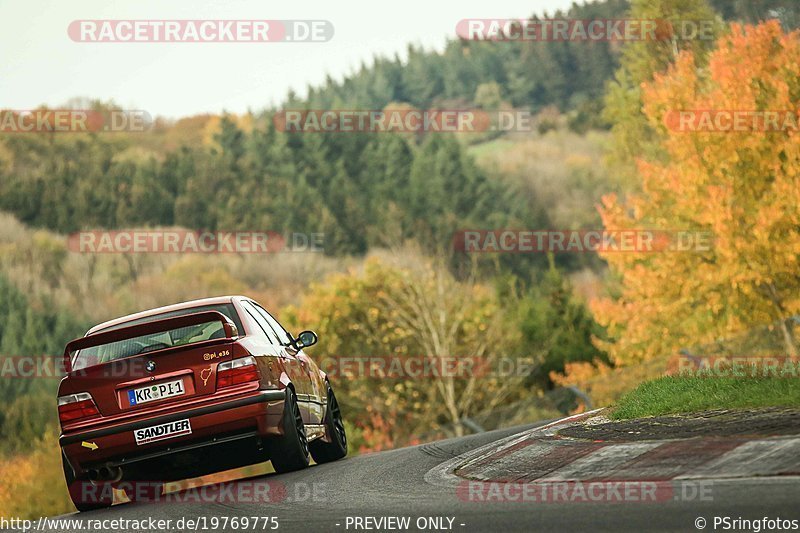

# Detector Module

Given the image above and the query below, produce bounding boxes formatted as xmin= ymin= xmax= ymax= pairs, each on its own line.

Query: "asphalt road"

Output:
xmin=46 ymin=422 xmax=800 ymax=533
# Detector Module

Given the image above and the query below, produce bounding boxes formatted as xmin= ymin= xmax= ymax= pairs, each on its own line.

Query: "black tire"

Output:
xmin=309 ymin=384 xmax=347 ymax=464
xmin=271 ymin=388 xmax=310 ymax=473
xmin=62 ymin=454 xmax=113 ymax=512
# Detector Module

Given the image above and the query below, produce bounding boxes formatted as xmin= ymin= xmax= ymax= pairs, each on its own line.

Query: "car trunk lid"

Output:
xmin=61 ymin=311 xmax=237 ymax=417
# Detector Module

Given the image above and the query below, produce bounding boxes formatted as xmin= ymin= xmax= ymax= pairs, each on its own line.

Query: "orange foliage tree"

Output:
xmin=594 ymin=21 xmax=800 ymax=365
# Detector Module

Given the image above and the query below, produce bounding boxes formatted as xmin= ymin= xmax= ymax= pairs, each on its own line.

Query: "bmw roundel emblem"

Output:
xmin=145 ymin=360 xmax=156 ymax=372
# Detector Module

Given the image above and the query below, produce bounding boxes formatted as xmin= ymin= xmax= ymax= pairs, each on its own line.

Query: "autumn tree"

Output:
xmin=594 ymin=21 xmax=800 ymax=363
xmin=603 ymin=0 xmax=722 ymax=185
xmin=282 ymin=256 xmax=536 ymax=444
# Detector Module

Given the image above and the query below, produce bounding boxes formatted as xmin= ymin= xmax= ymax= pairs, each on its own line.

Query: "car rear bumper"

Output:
xmin=61 ymin=389 xmax=286 ymax=476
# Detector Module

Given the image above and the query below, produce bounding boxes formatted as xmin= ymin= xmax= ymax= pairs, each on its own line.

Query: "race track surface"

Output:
xmin=43 ymin=422 xmax=800 ymax=532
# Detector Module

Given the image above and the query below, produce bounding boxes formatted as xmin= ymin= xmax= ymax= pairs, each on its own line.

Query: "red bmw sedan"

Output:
xmin=57 ymin=296 xmax=347 ymax=511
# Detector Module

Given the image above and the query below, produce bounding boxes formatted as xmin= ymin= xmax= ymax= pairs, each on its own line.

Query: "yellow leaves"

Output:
xmin=596 ymin=21 xmax=800 ymax=367
xmin=599 ymin=192 xmax=619 ymax=212
xmin=162 ymin=256 xmax=248 ymax=295
xmin=200 ymin=113 xmax=255 ymax=148
xmin=0 ymin=430 xmax=75 ymax=518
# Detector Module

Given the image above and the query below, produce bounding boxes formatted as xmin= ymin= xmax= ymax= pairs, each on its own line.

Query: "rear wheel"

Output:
xmin=62 ymin=455 xmax=113 ymax=512
xmin=309 ymin=384 xmax=347 ymax=464
xmin=271 ymin=389 xmax=310 ymax=473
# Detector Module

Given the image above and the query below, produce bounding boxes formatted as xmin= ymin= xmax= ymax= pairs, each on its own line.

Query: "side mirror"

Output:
xmin=294 ymin=330 xmax=318 ymax=349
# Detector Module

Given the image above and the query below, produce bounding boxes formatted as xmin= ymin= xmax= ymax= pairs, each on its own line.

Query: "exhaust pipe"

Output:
xmin=89 ymin=465 xmax=122 ymax=483
xmin=101 ymin=466 xmax=122 ymax=482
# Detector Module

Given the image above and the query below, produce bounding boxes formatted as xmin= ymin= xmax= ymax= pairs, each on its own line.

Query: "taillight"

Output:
xmin=217 ymin=356 xmax=259 ymax=387
xmin=58 ymin=392 xmax=100 ymax=424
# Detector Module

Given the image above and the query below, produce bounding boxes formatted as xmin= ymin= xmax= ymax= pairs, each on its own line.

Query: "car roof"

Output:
xmin=85 ymin=295 xmax=248 ymax=336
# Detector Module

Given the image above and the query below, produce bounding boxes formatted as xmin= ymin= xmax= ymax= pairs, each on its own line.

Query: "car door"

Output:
xmin=252 ymin=302 xmax=323 ymax=425
xmin=241 ymin=300 xmax=312 ymax=422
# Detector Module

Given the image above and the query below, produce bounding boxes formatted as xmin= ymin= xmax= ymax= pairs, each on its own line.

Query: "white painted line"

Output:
xmin=676 ymin=437 xmax=800 ymax=479
xmin=538 ymin=408 xmax=605 ymax=436
xmin=540 ymin=442 xmax=665 ymax=481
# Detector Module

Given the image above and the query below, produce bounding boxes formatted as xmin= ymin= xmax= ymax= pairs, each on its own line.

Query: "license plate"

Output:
xmin=134 ymin=419 xmax=192 ymax=445
xmin=127 ymin=379 xmax=185 ymax=406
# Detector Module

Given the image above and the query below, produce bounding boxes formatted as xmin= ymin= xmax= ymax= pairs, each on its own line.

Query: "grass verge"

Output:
xmin=610 ymin=376 xmax=800 ymax=420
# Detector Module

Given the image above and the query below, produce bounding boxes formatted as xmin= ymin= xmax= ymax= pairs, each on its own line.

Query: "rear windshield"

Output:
xmin=72 ymin=304 xmax=242 ymax=371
